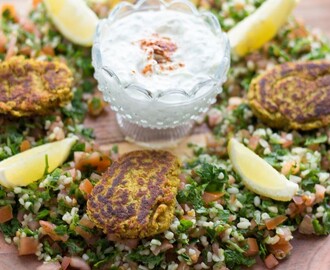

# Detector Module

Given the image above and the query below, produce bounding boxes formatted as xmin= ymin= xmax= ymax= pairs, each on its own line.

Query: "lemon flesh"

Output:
xmin=228 ymin=138 xmax=298 ymax=201
xmin=228 ymin=0 xmax=300 ymax=56
xmin=0 ymin=137 xmax=77 ymax=188
xmin=43 ymin=0 xmax=99 ymax=47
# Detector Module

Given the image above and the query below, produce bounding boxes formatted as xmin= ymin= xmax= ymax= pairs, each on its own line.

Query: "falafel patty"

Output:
xmin=0 ymin=56 xmax=73 ymax=117
xmin=248 ymin=60 xmax=330 ymax=130
xmin=87 ymin=150 xmax=181 ymax=239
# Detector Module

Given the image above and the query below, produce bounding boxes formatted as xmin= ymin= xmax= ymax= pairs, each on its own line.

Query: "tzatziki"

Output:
xmin=100 ymin=9 xmax=224 ymax=92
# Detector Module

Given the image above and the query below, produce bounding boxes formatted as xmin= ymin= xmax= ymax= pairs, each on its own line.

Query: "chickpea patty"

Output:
xmin=87 ymin=150 xmax=181 ymax=239
xmin=248 ymin=60 xmax=330 ymax=130
xmin=0 ymin=56 xmax=73 ymax=117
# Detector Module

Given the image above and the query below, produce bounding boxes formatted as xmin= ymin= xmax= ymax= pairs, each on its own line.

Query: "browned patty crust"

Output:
xmin=248 ymin=60 xmax=330 ymax=130
xmin=0 ymin=56 xmax=73 ymax=117
xmin=87 ymin=150 xmax=181 ymax=239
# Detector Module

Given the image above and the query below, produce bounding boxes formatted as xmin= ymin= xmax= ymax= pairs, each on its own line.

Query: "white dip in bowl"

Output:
xmin=93 ymin=0 xmax=230 ymax=143
xmin=100 ymin=9 xmax=225 ymax=92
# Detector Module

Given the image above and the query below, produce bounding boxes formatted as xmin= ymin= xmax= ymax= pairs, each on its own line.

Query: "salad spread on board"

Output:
xmin=0 ymin=0 xmax=329 ymax=270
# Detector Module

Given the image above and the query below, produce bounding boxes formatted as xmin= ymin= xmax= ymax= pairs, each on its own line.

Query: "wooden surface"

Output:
xmin=0 ymin=0 xmax=330 ymax=269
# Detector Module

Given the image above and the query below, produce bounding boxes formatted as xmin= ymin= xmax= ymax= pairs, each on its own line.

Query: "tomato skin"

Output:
xmin=74 ymin=151 xmax=111 ymax=173
xmin=20 ymin=140 xmax=31 ymax=152
xmin=202 ymin=191 xmax=224 ymax=204
xmin=79 ymin=179 xmax=94 ymax=196
xmin=0 ymin=205 xmax=13 ymax=223
xmin=39 ymin=220 xmax=69 ymax=242
xmin=264 ymin=215 xmax=287 ymax=230
xmin=244 ymin=238 xmax=259 ymax=257
xmin=18 ymin=237 xmax=39 ymax=256
xmin=264 ymin=254 xmax=279 ymax=269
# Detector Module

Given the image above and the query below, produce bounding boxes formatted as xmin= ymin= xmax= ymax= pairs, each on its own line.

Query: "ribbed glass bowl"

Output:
xmin=92 ymin=0 xmax=230 ymax=144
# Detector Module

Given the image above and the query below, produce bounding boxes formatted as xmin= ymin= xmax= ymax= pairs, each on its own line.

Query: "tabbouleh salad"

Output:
xmin=0 ymin=0 xmax=330 ymax=269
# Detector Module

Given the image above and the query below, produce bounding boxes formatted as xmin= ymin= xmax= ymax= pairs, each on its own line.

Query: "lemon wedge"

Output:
xmin=228 ymin=138 xmax=298 ymax=201
xmin=43 ymin=0 xmax=99 ymax=46
xmin=0 ymin=137 xmax=77 ymax=188
xmin=227 ymin=0 xmax=300 ymax=56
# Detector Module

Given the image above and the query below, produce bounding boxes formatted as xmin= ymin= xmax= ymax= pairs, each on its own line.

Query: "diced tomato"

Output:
xmin=19 ymin=18 xmax=37 ymax=34
xmin=120 ymin=238 xmax=139 ymax=249
xmin=0 ymin=31 xmax=7 ymax=53
xmin=159 ymin=239 xmax=173 ymax=253
xmin=308 ymin=144 xmax=321 ymax=151
xmin=79 ymin=214 xmax=95 ymax=229
xmin=292 ymin=195 xmax=303 ymax=205
xmin=281 ymin=138 xmax=293 ymax=148
xmin=74 ymin=151 xmax=111 ymax=173
xmin=248 ymin=136 xmax=260 ymax=151
xmin=315 ymin=184 xmax=326 ymax=203
xmin=68 ymin=168 xmax=77 ymax=179
xmin=39 ymin=220 xmax=69 ymax=242
xmin=264 ymin=254 xmax=279 ymax=269
xmin=74 ymin=225 xmax=93 ymax=240
xmin=298 ymin=215 xmax=315 ymax=235
xmin=79 ymin=179 xmax=94 ymax=196
xmin=287 ymin=202 xmax=297 ymax=218
xmin=18 ymin=237 xmax=39 ymax=256
xmin=244 ymin=238 xmax=259 ymax=257
xmin=202 ymin=191 xmax=224 ymax=204
xmin=249 ymin=219 xmax=257 ymax=230
xmin=33 ymin=0 xmax=43 ymax=8
xmin=303 ymin=193 xmax=316 ymax=206
xmin=20 ymin=140 xmax=31 ymax=152
xmin=19 ymin=45 xmax=32 ymax=56
xmin=268 ymin=240 xmax=293 ymax=260
xmin=0 ymin=205 xmax=13 ymax=223
xmin=264 ymin=215 xmax=288 ymax=230
xmin=281 ymin=160 xmax=300 ymax=175
xmin=228 ymin=97 xmax=243 ymax=110
xmin=42 ymin=45 xmax=55 ymax=56
xmin=5 ymin=35 xmax=17 ymax=60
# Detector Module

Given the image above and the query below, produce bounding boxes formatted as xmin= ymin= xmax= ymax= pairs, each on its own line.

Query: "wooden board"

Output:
xmin=0 ymin=0 xmax=329 ymax=269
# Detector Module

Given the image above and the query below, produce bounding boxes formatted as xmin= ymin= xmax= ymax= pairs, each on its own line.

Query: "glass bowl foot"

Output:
xmin=116 ymin=114 xmax=193 ymax=148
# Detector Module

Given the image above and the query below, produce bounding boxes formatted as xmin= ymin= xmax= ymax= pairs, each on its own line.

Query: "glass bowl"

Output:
xmin=92 ymin=0 xmax=230 ymax=145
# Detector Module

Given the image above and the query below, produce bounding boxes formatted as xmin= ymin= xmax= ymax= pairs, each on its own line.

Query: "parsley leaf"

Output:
xmin=177 ymin=182 xmax=204 ymax=209
xmin=177 ymin=219 xmax=194 ymax=233
xmin=54 ymin=224 xmax=68 ymax=236
xmin=127 ymin=249 xmax=164 ymax=266
xmin=66 ymin=239 xmax=84 ymax=255
xmin=196 ymin=163 xmax=228 ymax=192
xmin=224 ymin=249 xmax=256 ymax=269
xmin=36 ymin=209 xmax=50 ymax=220
xmin=305 ymin=135 xmax=328 ymax=146
xmin=0 ymin=218 xmax=20 ymax=237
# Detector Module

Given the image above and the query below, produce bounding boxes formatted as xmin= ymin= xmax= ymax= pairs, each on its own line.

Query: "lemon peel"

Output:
xmin=0 ymin=137 xmax=77 ymax=188
xmin=228 ymin=138 xmax=298 ymax=201
xmin=228 ymin=0 xmax=300 ymax=56
xmin=43 ymin=0 xmax=99 ymax=46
